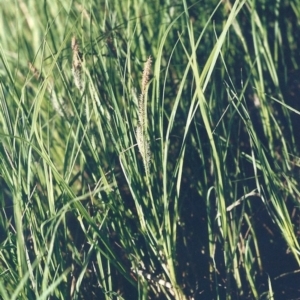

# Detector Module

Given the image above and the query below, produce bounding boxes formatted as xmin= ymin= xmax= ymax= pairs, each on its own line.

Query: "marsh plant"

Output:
xmin=0 ymin=0 xmax=300 ymax=299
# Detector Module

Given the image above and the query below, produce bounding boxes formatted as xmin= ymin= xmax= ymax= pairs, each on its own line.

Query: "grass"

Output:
xmin=0 ymin=0 xmax=300 ymax=299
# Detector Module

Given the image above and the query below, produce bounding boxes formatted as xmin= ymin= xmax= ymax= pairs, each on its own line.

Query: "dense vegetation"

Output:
xmin=0 ymin=0 xmax=300 ymax=299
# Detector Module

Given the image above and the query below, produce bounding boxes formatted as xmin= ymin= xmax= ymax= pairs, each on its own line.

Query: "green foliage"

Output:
xmin=0 ymin=0 xmax=300 ymax=299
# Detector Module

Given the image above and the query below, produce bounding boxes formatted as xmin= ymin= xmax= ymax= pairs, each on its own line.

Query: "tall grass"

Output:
xmin=0 ymin=0 xmax=300 ymax=299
